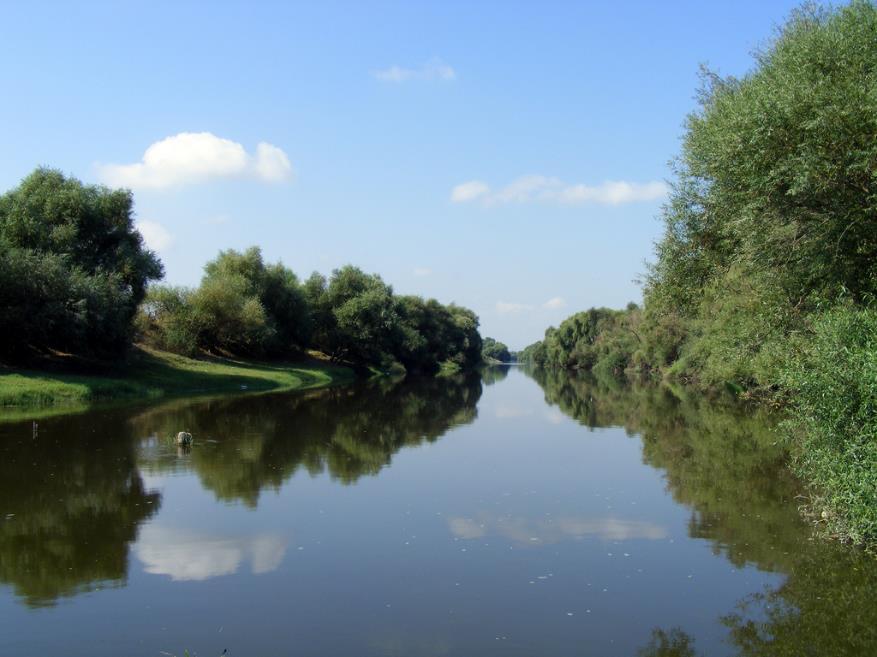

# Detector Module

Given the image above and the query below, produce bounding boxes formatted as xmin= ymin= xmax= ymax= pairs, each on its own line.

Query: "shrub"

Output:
xmin=782 ymin=305 xmax=877 ymax=544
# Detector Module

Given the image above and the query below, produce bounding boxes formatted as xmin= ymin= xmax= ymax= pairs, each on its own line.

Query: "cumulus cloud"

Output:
xmin=135 ymin=220 xmax=173 ymax=252
xmin=543 ymin=297 xmax=567 ymax=310
xmin=97 ymin=132 xmax=293 ymax=189
xmin=373 ymin=57 xmax=456 ymax=82
xmin=496 ymin=301 xmax=534 ymax=314
xmin=451 ymin=175 xmax=667 ymax=207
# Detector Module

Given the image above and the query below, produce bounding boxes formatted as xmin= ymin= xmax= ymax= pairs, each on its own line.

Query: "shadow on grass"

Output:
xmin=0 ymin=346 xmax=355 ymax=421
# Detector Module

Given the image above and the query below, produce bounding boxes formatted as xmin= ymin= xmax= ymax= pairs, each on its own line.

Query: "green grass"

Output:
xmin=0 ymin=345 xmax=355 ymax=419
xmin=780 ymin=306 xmax=877 ymax=548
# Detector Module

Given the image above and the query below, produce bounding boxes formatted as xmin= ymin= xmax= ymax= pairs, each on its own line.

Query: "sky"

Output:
xmin=0 ymin=0 xmax=809 ymax=348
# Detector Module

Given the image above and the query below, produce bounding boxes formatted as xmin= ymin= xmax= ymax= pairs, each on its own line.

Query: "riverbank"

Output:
xmin=0 ymin=345 xmax=355 ymax=413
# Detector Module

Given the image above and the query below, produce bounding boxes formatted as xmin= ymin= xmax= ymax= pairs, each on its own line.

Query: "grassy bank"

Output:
xmin=0 ymin=345 xmax=355 ymax=414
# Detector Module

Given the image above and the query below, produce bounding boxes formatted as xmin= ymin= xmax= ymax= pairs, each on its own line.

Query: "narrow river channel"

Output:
xmin=1 ymin=366 xmax=874 ymax=656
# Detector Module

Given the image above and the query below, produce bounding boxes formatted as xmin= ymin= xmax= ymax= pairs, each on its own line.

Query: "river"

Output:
xmin=0 ymin=366 xmax=874 ymax=656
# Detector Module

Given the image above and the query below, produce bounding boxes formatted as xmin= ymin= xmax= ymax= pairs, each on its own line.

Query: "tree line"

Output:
xmin=0 ymin=169 xmax=483 ymax=374
xmin=521 ymin=1 xmax=877 ymax=546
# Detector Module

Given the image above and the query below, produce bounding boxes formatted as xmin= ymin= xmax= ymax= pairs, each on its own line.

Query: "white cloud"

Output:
xmin=135 ymin=220 xmax=173 ymax=252
xmin=450 ymin=180 xmax=489 ymax=203
xmin=413 ymin=267 xmax=432 ymax=277
xmin=373 ymin=57 xmax=456 ymax=82
xmin=252 ymin=142 xmax=293 ymax=182
xmin=543 ymin=297 xmax=567 ymax=310
xmin=97 ymin=132 xmax=293 ymax=189
xmin=451 ymin=175 xmax=667 ymax=207
xmin=496 ymin=301 xmax=534 ymax=314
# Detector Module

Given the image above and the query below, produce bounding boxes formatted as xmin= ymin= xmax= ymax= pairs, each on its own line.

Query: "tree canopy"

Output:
xmin=0 ymin=169 xmax=162 ymax=357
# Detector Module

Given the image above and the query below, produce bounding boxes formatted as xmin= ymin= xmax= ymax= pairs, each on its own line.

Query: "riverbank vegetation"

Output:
xmin=0 ymin=346 xmax=353 ymax=415
xmin=0 ymin=171 xmax=484 ymax=409
xmin=137 ymin=248 xmax=482 ymax=374
xmin=481 ymin=337 xmax=513 ymax=363
xmin=521 ymin=2 xmax=877 ymax=546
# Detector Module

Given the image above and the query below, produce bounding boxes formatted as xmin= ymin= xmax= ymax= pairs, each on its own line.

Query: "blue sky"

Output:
xmin=0 ymin=0 xmax=807 ymax=348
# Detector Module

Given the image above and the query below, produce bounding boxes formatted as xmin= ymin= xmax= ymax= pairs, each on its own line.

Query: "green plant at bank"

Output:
xmin=0 ymin=346 xmax=353 ymax=418
xmin=0 ymin=172 xmax=484 ymax=408
xmin=521 ymin=1 xmax=877 ymax=547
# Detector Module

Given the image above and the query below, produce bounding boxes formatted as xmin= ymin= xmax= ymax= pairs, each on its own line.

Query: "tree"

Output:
xmin=481 ymin=337 xmax=511 ymax=363
xmin=0 ymin=168 xmax=162 ymax=357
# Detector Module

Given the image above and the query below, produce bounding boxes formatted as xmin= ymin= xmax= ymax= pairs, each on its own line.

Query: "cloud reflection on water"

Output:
xmin=447 ymin=514 xmax=666 ymax=544
xmin=136 ymin=526 xmax=287 ymax=581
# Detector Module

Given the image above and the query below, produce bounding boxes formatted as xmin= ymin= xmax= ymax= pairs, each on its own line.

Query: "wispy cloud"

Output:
xmin=373 ymin=57 xmax=456 ymax=83
xmin=413 ymin=267 xmax=432 ymax=277
xmin=97 ymin=132 xmax=293 ymax=189
xmin=135 ymin=220 xmax=173 ymax=252
xmin=543 ymin=297 xmax=567 ymax=310
xmin=450 ymin=180 xmax=489 ymax=202
xmin=451 ymin=175 xmax=667 ymax=207
xmin=496 ymin=301 xmax=534 ymax=314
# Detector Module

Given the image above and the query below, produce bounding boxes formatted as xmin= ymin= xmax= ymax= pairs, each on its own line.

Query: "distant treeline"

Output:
xmin=0 ymin=170 xmax=482 ymax=374
xmin=521 ymin=2 xmax=877 ymax=546
xmin=139 ymin=249 xmax=483 ymax=373
xmin=481 ymin=336 xmax=513 ymax=363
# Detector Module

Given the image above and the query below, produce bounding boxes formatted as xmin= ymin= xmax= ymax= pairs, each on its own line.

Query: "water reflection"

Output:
xmin=0 ymin=373 xmax=481 ymax=608
xmin=1 ymin=366 xmax=875 ymax=657
xmin=0 ymin=421 xmax=160 ymax=607
xmin=447 ymin=515 xmax=667 ymax=544
xmin=480 ymin=364 xmax=511 ymax=386
xmin=133 ymin=372 xmax=482 ymax=505
xmin=136 ymin=526 xmax=287 ymax=581
xmin=527 ymin=367 xmax=877 ymax=657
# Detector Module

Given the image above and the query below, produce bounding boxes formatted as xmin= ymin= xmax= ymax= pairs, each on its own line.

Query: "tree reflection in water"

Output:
xmin=133 ymin=372 xmax=482 ymax=506
xmin=526 ymin=367 xmax=877 ymax=657
xmin=0 ymin=372 xmax=482 ymax=608
xmin=0 ymin=418 xmax=160 ymax=607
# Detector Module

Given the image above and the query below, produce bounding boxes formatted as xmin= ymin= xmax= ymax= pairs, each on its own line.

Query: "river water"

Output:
xmin=0 ymin=366 xmax=874 ymax=656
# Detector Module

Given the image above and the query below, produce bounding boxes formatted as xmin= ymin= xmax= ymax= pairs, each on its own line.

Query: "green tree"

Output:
xmin=0 ymin=169 xmax=163 ymax=356
xmin=481 ymin=337 xmax=512 ymax=363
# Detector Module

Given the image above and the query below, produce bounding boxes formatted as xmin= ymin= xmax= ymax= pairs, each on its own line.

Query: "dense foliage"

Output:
xmin=0 ymin=169 xmax=162 ymax=358
xmin=522 ymin=1 xmax=877 ymax=545
xmin=138 ymin=247 xmax=310 ymax=358
xmin=0 ymin=170 xmax=484 ymax=374
xmin=481 ymin=337 xmax=512 ymax=363
xmin=139 ymin=251 xmax=482 ymax=373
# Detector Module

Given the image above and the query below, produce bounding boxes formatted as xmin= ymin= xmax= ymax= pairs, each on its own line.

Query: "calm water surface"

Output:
xmin=1 ymin=367 xmax=875 ymax=656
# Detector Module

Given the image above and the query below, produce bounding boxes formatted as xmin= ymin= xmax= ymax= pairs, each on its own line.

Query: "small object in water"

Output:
xmin=32 ymin=421 xmax=38 ymax=438
xmin=176 ymin=431 xmax=193 ymax=446
xmin=240 ymin=384 xmax=248 ymax=390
